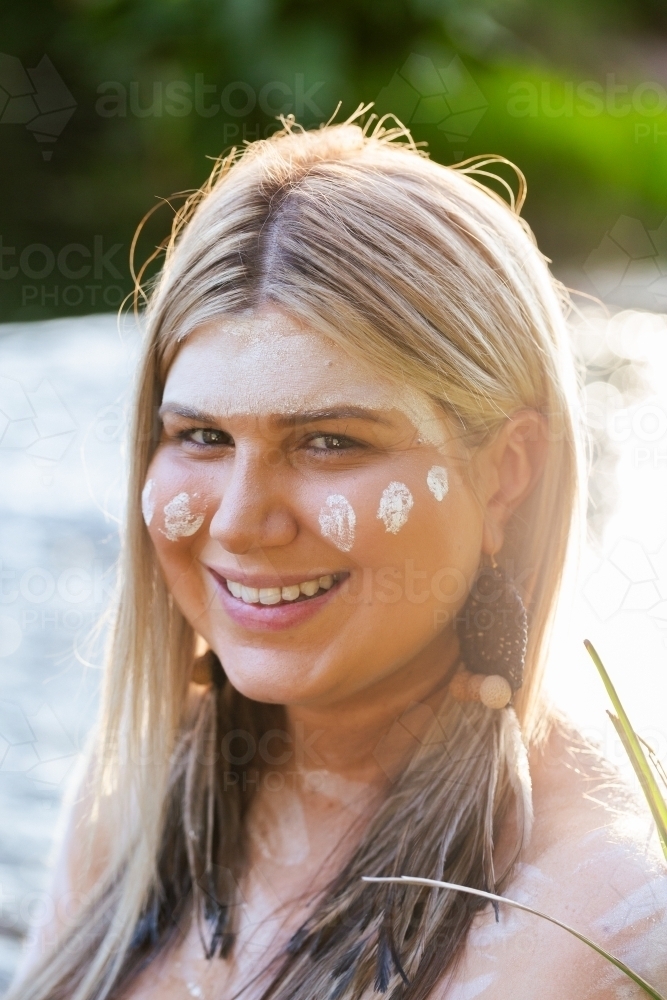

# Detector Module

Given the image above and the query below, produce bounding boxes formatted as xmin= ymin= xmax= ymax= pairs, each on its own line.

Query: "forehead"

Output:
xmin=164 ymin=310 xmax=394 ymax=414
xmin=162 ymin=310 xmax=449 ymax=447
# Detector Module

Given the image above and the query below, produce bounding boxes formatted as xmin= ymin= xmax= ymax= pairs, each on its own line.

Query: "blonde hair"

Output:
xmin=13 ymin=113 xmax=583 ymax=1000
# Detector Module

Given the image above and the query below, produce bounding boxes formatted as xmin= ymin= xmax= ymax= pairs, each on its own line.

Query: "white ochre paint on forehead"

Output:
xmin=161 ymin=492 xmax=204 ymax=541
xmin=163 ymin=313 xmax=451 ymax=450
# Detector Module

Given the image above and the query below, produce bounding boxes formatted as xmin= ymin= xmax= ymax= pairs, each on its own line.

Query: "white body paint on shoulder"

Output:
xmin=466 ymin=863 xmax=552 ymax=949
xmin=141 ymin=478 xmax=156 ymax=525
xmin=444 ymin=973 xmax=495 ymax=1000
xmin=427 ymin=465 xmax=449 ymax=501
xmin=592 ymin=876 xmax=667 ymax=937
xmin=302 ymin=769 xmax=372 ymax=814
xmin=319 ymin=494 xmax=356 ymax=552
xmin=252 ymin=787 xmax=311 ymax=866
xmin=377 ymin=482 xmax=414 ymax=534
xmin=161 ymin=492 xmax=204 ymax=541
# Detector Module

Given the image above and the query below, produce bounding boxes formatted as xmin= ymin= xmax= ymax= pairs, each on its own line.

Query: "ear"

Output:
xmin=480 ymin=409 xmax=548 ymax=557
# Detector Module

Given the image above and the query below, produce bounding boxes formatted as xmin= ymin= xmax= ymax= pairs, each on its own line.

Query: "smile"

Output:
xmin=207 ymin=568 xmax=346 ymax=632
xmin=225 ymin=573 xmax=339 ymax=606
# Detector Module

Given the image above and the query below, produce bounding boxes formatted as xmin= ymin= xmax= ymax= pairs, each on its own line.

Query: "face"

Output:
xmin=144 ymin=308 xmax=489 ymax=709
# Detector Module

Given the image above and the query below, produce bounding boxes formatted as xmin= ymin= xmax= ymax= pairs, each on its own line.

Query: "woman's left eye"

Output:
xmin=307 ymin=434 xmax=359 ymax=452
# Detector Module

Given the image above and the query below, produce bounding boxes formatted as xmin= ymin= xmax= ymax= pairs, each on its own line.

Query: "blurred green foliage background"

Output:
xmin=1 ymin=0 xmax=667 ymax=321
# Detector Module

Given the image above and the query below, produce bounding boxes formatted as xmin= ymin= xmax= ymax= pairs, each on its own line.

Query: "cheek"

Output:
xmin=310 ymin=478 xmax=420 ymax=557
xmin=376 ymin=481 xmax=414 ymax=534
xmin=312 ymin=464 xmax=475 ymax=571
xmin=426 ymin=465 xmax=449 ymax=502
xmin=143 ymin=452 xmax=217 ymax=561
xmin=317 ymin=493 xmax=357 ymax=552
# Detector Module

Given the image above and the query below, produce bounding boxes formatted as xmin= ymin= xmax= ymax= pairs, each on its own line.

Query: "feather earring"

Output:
xmin=503 ymin=706 xmax=534 ymax=845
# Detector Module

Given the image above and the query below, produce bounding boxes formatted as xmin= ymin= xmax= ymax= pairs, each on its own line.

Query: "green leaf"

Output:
xmin=362 ymin=876 xmax=667 ymax=1000
xmin=637 ymin=732 xmax=667 ymax=792
xmin=584 ymin=639 xmax=667 ymax=862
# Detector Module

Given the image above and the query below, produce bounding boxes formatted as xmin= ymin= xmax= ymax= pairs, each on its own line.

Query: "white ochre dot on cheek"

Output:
xmin=141 ymin=479 xmax=156 ymax=526
xmin=427 ymin=465 xmax=449 ymax=502
xmin=318 ymin=494 xmax=356 ymax=552
xmin=377 ymin=482 xmax=414 ymax=534
xmin=160 ymin=492 xmax=204 ymax=542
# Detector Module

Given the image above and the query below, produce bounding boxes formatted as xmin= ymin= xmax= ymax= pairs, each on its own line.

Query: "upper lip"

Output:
xmin=205 ymin=566 xmax=348 ymax=589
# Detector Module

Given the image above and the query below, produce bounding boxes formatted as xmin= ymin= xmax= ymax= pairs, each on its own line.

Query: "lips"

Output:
xmin=207 ymin=568 xmax=346 ymax=631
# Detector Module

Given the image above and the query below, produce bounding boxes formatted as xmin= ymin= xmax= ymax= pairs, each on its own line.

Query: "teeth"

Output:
xmin=281 ymin=585 xmax=301 ymax=602
xmin=259 ymin=587 xmax=282 ymax=605
xmin=226 ymin=574 xmax=338 ymax=602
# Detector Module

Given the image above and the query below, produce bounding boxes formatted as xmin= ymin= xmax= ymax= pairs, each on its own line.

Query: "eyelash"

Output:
xmin=305 ymin=433 xmax=361 ymax=454
xmin=179 ymin=428 xmax=232 ymax=448
xmin=176 ymin=428 xmax=362 ymax=455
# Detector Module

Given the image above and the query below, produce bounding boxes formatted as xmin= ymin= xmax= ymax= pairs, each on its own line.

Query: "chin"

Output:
xmin=210 ymin=643 xmax=335 ymax=706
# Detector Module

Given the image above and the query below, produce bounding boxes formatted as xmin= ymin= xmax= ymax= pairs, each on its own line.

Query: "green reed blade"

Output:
xmin=607 ymin=711 xmax=667 ymax=861
xmin=362 ymin=876 xmax=666 ymax=1000
xmin=584 ymin=639 xmax=667 ymax=862
xmin=636 ymin=732 xmax=667 ymax=792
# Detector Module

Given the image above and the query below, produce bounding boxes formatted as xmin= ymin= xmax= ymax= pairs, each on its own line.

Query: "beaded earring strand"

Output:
xmin=450 ymin=555 xmax=528 ymax=709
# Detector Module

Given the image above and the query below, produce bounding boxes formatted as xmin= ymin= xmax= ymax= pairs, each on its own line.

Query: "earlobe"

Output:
xmin=481 ymin=410 xmax=548 ymax=557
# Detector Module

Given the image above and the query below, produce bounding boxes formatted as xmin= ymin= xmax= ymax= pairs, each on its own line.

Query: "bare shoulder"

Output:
xmin=44 ymin=680 xmax=208 ymax=893
xmin=437 ymin=723 xmax=667 ymax=1000
xmin=16 ymin=683 xmax=208 ymax=980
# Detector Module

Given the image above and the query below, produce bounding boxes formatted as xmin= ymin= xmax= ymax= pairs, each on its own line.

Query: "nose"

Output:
xmin=208 ymin=448 xmax=299 ymax=555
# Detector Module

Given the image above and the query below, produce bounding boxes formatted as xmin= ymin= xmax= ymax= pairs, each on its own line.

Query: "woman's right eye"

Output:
xmin=183 ymin=428 xmax=232 ymax=447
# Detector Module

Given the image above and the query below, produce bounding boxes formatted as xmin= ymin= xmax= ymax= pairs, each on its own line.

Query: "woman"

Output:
xmin=12 ymin=115 xmax=667 ymax=1000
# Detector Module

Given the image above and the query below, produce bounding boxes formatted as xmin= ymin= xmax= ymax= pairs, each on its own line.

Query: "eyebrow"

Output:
xmin=159 ymin=403 xmax=219 ymax=423
xmin=158 ymin=403 xmax=393 ymax=426
xmin=275 ymin=407 xmax=393 ymax=427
